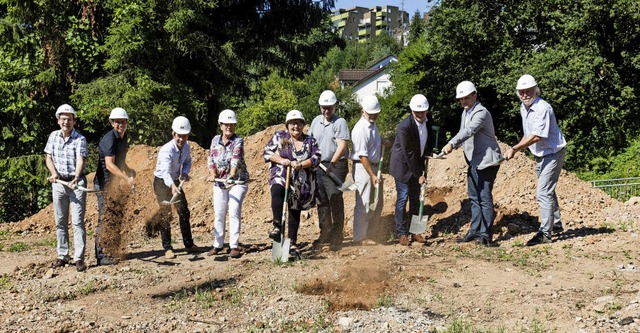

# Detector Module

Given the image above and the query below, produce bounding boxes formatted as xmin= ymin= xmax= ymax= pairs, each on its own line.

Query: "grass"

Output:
xmin=7 ymin=242 xmax=30 ymax=252
xmin=0 ymin=229 xmax=13 ymax=240
xmin=600 ymin=220 xmax=634 ymax=232
xmin=33 ymin=238 xmax=57 ymax=248
xmin=79 ymin=281 xmax=96 ymax=295
xmin=375 ymin=291 xmax=394 ymax=308
xmin=194 ymin=286 xmax=216 ymax=309
xmin=439 ymin=319 xmax=549 ymax=333
xmin=0 ymin=275 xmax=11 ymax=289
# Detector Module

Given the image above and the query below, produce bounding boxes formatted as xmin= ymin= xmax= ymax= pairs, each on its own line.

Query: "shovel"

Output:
xmin=318 ymin=164 xmax=356 ymax=192
xmin=271 ymin=166 xmax=291 ymax=263
xmin=160 ymin=179 xmax=185 ymax=205
xmin=427 ymin=151 xmax=447 ymax=160
xmin=213 ymin=178 xmax=248 ymax=185
xmin=477 ymin=157 xmax=505 ymax=171
xmin=410 ymin=159 xmax=430 ymax=234
xmin=369 ymin=146 xmax=385 ymax=211
xmin=55 ymin=179 xmax=102 ymax=193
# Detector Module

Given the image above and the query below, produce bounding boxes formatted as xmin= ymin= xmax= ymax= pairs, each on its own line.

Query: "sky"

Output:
xmin=332 ymin=0 xmax=436 ymax=16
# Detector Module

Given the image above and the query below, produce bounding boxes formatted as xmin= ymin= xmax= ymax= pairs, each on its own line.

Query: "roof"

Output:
xmin=338 ymin=69 xmax=378 ymax=82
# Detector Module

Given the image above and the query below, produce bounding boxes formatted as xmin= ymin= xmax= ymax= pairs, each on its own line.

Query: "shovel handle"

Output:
xmin=213 ymin=178 xmax=247 ymax=185
xmin=54 ymin=179 xmax=101 ymax=193
xmin=319 ymin=164 xmax=345 ymax=186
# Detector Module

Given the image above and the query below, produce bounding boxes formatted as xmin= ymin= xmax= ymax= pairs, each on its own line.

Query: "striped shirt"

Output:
xmin=44 ymin=129 xmax=88 ymax=178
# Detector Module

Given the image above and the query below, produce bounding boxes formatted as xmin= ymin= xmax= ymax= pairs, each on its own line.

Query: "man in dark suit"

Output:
xmin=389 ymin=94 xmax=436 ymax=246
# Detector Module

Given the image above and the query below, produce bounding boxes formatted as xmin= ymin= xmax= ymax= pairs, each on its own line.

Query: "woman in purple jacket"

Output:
xmin=263 ymin=110 xmax=321 ymax=248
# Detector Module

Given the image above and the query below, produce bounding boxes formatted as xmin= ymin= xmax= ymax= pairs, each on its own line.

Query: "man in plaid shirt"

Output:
xmin=44 ymin=104 xmax=89 ymax=272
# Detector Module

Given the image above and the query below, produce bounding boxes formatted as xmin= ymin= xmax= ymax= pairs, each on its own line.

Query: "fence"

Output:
xmin=591 ymin=177 xmax=640 ymax=202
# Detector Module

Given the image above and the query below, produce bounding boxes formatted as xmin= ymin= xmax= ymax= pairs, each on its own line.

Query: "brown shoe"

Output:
xmin=165 ymin=249 xmax=176 ymax=259
xmin=229 ymin=248 xmax=241 ymax=259
xmin=399 ymin=235 xmax=410 ymax=246
xmin=207 ymin=247 xmax=224 ymax=256
xmin=411 ymin=234 xmax=427 ymax=243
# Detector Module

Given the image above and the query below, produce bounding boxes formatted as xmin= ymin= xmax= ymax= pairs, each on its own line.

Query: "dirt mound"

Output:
xmin=11 ymin=125 xmax=640 ymax=245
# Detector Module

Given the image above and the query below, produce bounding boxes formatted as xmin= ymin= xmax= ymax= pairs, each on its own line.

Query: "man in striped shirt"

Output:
xmin=44 ymin=104 xmax=89 ymax=272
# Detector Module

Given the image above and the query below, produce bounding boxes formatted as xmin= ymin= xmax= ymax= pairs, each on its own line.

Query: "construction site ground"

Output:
xmin=1 ymin=125 xmax=639 ymax=332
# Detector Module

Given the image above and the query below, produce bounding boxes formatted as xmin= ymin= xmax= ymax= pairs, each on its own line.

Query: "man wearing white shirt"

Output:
xmin=153 ymin=116 xmax=197 ymax=259
xmin=350 ymin=95 xmax=384 ymax=245
xmin=505 ymin=75 xmax=567 ymax=246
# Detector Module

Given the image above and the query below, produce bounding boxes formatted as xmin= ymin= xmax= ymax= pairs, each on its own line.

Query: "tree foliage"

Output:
xmin=389 ymin=0 xmax=640 ymax=172
xmin=0 ymin=0 xmax=338 ymax=222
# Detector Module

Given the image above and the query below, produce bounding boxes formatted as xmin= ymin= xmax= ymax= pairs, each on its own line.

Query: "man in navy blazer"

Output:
xmin=389 ymin=94 xmax=436 ymax=246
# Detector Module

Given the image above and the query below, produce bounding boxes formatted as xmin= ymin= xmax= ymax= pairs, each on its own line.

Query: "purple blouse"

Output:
xmin=263 ymin=130 xmax=321 ymax=210
xmin=208 ymin=134 xmax=250 ymax=188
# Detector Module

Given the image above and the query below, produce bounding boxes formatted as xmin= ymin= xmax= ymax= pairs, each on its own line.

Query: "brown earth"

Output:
xmin=1 ymin=124 xmax=640 ymax=332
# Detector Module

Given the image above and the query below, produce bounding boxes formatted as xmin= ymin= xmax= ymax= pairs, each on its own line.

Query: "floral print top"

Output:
xmin=208 ymin=134 xmax=250 ymax=188
xmin=263 ymin=130 xmax=321 ymax=210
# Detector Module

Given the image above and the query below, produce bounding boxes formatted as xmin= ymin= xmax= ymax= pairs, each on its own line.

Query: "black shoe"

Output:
xmin=52 ymin=259 xmax=68 ymax=268
xmin=98 ymin=257 xmax=115 ymax=266
xmin=552 ymin=224 xmax=564 ymax=233
xmin=526 ymin=232 xmax=552 ymax=246
xmin=75 ymin=260 xmax=87 ymax=272
xmin=268 ymin=227 xmax=281 ymax=242
xmin=476 ymin=237 xmax=492 ymax=247
xmin=329 ymin=243 xmax=342 ymax=252
xmin=457 ymin=233 xmax=476 ymax=243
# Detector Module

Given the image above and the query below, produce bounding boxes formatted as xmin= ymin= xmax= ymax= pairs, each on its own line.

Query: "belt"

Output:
xmin=58 ymin=175 xmax=84 ymax=182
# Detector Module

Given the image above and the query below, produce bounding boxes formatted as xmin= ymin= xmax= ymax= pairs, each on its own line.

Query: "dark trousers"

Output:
xmin=153 ymin=176 xmax=193 ymax=250
xmin=394 ymin=175 xmax=421 ymax=236
xmin=315 ymin=160 xmax=347 ymax=246
xmin=467 ymin=163 xmax=499 ymax=240
xmin=271 ymin=184 xmax=302 ymax=246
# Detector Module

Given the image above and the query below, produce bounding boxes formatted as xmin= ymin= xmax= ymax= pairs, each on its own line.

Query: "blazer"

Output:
xmin=448 ymin=102 xmax=502 ymax=167
xmin=389 ymin=113 xmax=436 ymax=183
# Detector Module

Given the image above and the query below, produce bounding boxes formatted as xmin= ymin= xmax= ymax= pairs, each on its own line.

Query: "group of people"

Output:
xmin=45 ymin=74 xmax=565 ymax=271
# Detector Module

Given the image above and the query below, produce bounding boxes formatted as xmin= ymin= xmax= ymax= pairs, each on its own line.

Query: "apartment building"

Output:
xmin=331 ymin=5 xmax=409 ymax=43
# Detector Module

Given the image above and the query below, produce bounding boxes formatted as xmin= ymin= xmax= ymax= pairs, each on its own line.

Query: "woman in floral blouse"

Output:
xmin=263 ymin=110 xmax=321 ymax=249
xmin=206 ymin=109 xmax=249 ymax=259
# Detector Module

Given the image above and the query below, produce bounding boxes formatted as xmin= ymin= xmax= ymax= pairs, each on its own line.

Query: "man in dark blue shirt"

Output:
xmin=94 ymin=107 xmax=136 ymax=265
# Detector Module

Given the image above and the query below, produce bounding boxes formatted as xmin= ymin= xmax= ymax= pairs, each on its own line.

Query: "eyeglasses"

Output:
xmin=112 ymin=119 xmax=128 ymax=124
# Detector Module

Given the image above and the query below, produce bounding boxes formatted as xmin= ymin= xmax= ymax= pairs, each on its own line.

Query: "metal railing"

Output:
xmin=591 ymin=177 xmax=640 ymax=202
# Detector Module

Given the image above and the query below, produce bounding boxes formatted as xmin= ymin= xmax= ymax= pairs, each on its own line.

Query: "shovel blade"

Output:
xmin=409 ymin=214 xmax=429 ymax=234
xmin=338 ymin=181 xmax=357 ymax=193
xmin=160 ymin=200 xmax=181 ymax=206
xmin=271 ymin=237 xmax=291 ymax=262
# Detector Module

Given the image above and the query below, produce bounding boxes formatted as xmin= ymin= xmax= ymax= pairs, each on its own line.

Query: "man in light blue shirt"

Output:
xmin=153 ymin=116 xmax=197 ymax=259
xmin=505 ymin=74 xmax=567 ymax=246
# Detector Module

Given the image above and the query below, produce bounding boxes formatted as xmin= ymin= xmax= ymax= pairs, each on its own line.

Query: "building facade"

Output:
xmin=331 ymin=6 xmax=409 ymax=43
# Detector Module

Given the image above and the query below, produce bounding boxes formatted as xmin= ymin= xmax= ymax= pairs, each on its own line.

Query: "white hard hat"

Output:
xmin=409 ymin=94 xmax=429 ymax=112
xmin=55 ymin=104 xmax=75 ymax=119
xmin=455 ymin=81 xmax=477 ymax=99
xmin=218 ymin=109 xmax=237 ymax=124
xmin=516 ymin=74 xmax=537 ymax=90
xmin=361 ymin=95 xmax=381 ymax=114
xmin=318 ymin=90 xmax=338 ymax=106
xmin=172 ymin=116 xmax=191 ymax=134
xmin=109 ymin=107 xmax=129 ymax=119
xmin=285 ymin=110 xmax=305 ymax=123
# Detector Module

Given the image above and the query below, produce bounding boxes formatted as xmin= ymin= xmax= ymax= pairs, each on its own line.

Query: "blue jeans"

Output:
xmin=53 ymin=177 xmax=87 ymax=261
xmin=467 ymin=164 xmax=499 ymax=239
xmin=394 ymin=176 xmax=420 ymax=236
